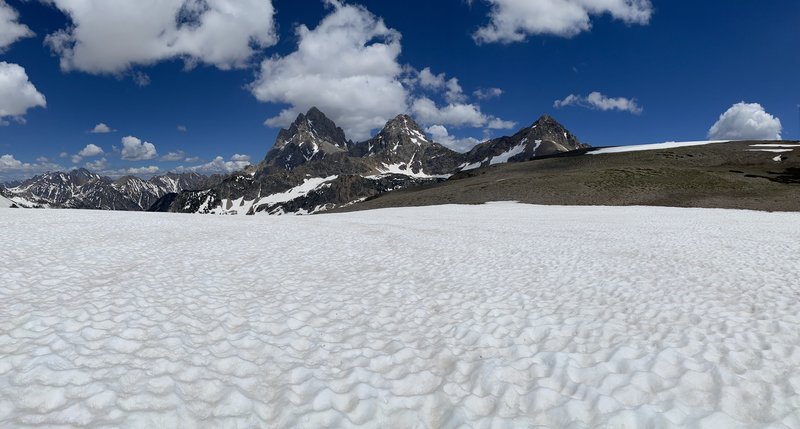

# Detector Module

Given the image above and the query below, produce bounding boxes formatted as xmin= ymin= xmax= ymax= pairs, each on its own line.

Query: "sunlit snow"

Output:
xmin=589 ymin=140 xmax=729 ymax=155
xmin=1 ymin=203 xmax=800 ymax=428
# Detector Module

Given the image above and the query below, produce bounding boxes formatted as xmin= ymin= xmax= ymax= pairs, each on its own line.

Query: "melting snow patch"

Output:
xmin=2 ymin=204 xmax=800 ymax=427
xmin=750 ymin=143 xmax=800 ymax=148
xmin=0 ymin=195 xmax=14 ymax=208
xmin=256 ymin=176 xmax=338 ymax=206
xmin=747 ymin=149 xmax=794 ymax=153
xmin=373 ymin=163 xmax=450 ymax=179
xmin=589 ymin=140 xmax=729 ymax=155
xmin=490 ymin=143 xmax=527 ymax=165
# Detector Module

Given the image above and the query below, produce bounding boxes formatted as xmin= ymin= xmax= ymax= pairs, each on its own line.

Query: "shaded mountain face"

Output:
xmin=461 ymin=115 xmax=589 ymax=170
xmin=261 ymin=107 xmax=350 ymax=171
xmin=350 ymin=114 xmax=464 ymax=175
xmin=3 ymin=169 xmax=215 ymax=210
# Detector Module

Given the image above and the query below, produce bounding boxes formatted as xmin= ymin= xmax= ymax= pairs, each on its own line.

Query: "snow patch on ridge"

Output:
xmin=373 ymin=163 xmax=450 ymax=179
xmin=490 ymin=143 xmax=527 ymax=165
xmin=589 ymin=140 xmax=729 ymax=155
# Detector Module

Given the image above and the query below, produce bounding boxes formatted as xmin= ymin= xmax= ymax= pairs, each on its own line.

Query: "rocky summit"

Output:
xmin=460 ymin=115 xmax=589 ymax=171
xmin=155 ymin=108 xmax=588 ymax=215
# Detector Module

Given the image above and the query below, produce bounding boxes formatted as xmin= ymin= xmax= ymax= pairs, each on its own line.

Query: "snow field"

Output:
xmin=1 ymin=203 xmax=800 ymax=428
xmin=589 ymin=140 xmax=729 ymax=155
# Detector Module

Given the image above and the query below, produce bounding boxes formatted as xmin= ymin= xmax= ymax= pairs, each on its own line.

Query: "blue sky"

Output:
xmin=0 ymin=0 xmax=797 ymax=180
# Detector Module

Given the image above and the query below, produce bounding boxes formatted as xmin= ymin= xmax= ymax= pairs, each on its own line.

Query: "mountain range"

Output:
xmin=1 ymin=169 xmax=218 ymax=210
xmin=1 ymin=108 xmax=589 ymax=214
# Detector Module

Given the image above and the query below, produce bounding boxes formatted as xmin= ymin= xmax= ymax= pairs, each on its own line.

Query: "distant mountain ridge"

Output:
xmin=3 ymin=108 xmax=589 ymax=214
xmin=1 ymin=169 xmax=218 ymax=210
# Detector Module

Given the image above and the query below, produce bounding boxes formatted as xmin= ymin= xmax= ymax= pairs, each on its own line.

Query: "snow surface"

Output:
xmin=373 ymin=163 xmax=450 ymax=179
xmin=747 ymin=149 xmax=794 ymax=153
xmin=750 ymin=144 xmax=800 ymax=148
xmin=489 ymin=143 xmax=527 ymax=165
xmin=0 ymin=195 xmax=14 ymax=208
xmin=2 ymin=203 xmax=800 ymax=428
xmin=589 ymin=140 xmax=729 ymax=155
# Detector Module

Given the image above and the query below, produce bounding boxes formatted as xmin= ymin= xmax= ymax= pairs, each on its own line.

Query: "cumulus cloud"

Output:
xmin=0 ymin=154 xmax=62 ymax=181
xmin=474 ymin=87 xmax=503 ymax=100
xmin=84 ymin=157 xmax=109 ymax=171
xmin=417 ymin=67 xmax=446 ymax=89
xmin=175 ymin=154 xmax=251 ymax=174
xmin=554 ymin=91 xmax=643 ymax=114
xmin=0 ymin=0 xmax=33 ymax=51
xmin=177 ymin=125 xmax=188 ymax=132
xmin=411 ymin=97 xmax=515 ymax=130
xmin=161 ymin=151 xmax=187 ymax=162
xmin=251 ymin=1 xmax=407 ymax=141
xmin=426 ymin=125 xmax=483 ymax=153
xmin=78 ymin=144 xmax=104 ymax=158
xmin=251 ymin=1 xmax=513 ymax=141
xmin=121 ymin=136 xmax=158 ymax=161
xmin=44 ymin=0 xmax=277 ymax=75
xmin=708 ymin=102 xmax=782 ymax=141
xmin=122 ymin=166 xmax=160 ymax=176
xmin=473 ymin=0 xmax=653 ymax=43
xmin=0 ymin=62 xmax=47 ymax=125
xmin=89 ymin=123 xmax=114 ymax=133
xmin=71 ymin=143 xmax=105 ymax=163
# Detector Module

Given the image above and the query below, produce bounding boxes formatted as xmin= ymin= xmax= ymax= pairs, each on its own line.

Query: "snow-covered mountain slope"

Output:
xmin=0 ymin=195 xmax=14 ymax=208
xmin=3 ymin=169 xmax=214 ymax=211
xmin=2 ymin=203 xmax=799 ymax=427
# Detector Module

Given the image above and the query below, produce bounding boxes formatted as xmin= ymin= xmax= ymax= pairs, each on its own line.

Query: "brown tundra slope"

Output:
xmin=333 ymin=140 xmax=800 ymax=213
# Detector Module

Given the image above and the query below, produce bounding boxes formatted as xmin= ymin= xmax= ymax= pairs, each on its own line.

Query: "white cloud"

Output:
xmin=250 ymin=2 xmax=512 ymax=140
xmin=177 ymin=125 xmax=188 ymax=132
xmin=411 ymin=97 xmax=515 ymax=130
xmin=79 ymin=144 xmax=104 ymax=157
xmin=121 ymin=136 xmax=158 ymax=161
xmin=0 ymin=0 xmax=33 ymax=51
xmin=426 ymin=125 xmax=483 ymax=153
xmin=161 ymin=151 xmax=187 ymax=162
xmin=708 ymin=102 xmax=782 ymax=141
xmin=84 ymin=157 xmax=109 ymax=171
xmin=554 ymin=91 xmax=643 ymax=114
xmin=175 ymin=154 xmax=251 ymax=174
xmin=122 ymin=166 xmax=160 ymax=176
xmin=0 ymin=154 xmax=62 ymax=181
xmin=0 ymin=62 xmax=46 ymax=125
xmin=251 ymin=1 xmax=407 ymax=141
xmin=445 ymin=78 xmax=466 ymax=104
xmin=417 ymin=67 xmax=445 ymax=89
xmin=44 ymin=0 xmax=277 ymax=74
xmin=89 ymin=123 xmax=114 ymax=133
xmin=473 ymin=0 xmax=653 ymax=43
xmin=474 ymin=87 xmax=503 ymax=100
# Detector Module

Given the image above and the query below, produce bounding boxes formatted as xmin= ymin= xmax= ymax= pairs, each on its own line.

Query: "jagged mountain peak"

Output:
xmin=264 ymin=108 xmax=350 ymax=171
xmin=367 ymin=114 xmax=431 ymax=155
xmin=275 ymin=107 xmax=348 ymax=149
